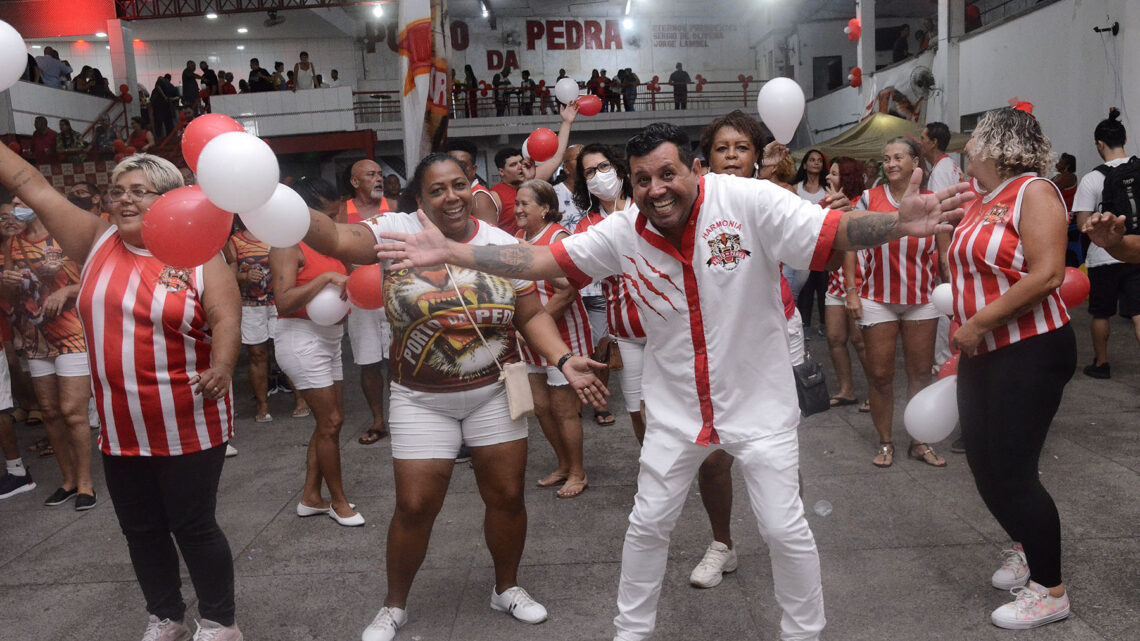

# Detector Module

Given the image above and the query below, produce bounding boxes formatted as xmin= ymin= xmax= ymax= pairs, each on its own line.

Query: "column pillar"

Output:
xmin=106 ymin=19 xmax=140 ymax=119
xmin=933 ymin=0 xmax=964 ymax=128
xmin=856 ymin=0 xmax=876 ymax=103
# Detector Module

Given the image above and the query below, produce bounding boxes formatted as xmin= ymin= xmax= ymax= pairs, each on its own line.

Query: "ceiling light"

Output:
xmin=625 ymin=0 xmax=632 ymax=15
xmin=206 ymin=12 xmax=218 ymax=20
xmin=372 ymin=4 xmax=383 ymax=18
xmin=237 ymin=27 xmax=248 ymax=33
xmin=481 ymin=2 xmax=489 ymax=18
xmin=31 ymin=44 xmax=41 ymax=49
xmin=623 ymin=18 xmax=633 ymax=29
xmin=95 ymin=32 xmax=107 ymax=38
xmin=236 ymin=45 xmax=245 ymax=50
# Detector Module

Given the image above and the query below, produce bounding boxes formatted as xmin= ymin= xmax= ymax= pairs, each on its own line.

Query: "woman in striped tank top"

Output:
xmin=514 ymin=180 xmax=593 ymax=498
xmin=856 ymin=137 xmax=948 ymax=469
xmin=950 ymin=108 xmax=1076 ymax=630
xmin=0 ymin=149 xmax=244 ymax=639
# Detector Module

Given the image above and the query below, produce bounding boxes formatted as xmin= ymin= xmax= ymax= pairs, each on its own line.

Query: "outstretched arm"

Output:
xmin=533 ymin=100 xmax=579 ymax=182
xmin=1083 ymin=212 xmax=1140 ymax=263
xmin=302 ymin=209 xmax=384 ymax=266
xmin=375 ymin=211 xmax=567 ymax=281
xmin=833 ymin=168 xmax=972 ymax=251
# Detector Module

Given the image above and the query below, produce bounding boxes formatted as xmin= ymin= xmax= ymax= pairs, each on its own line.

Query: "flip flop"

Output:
xmin=829 ymin=396 xmax=858 ymax=407
xmin=38 ymin=444 xmax=56 ymax=458
xmin=291 ymin=408 xmax=311 ymax=418
xmin=556 ymin=476 xmax=588 ymax=499
xmin=254 ymin=413 xmax=273 ymax=423
xmin=858 ymin=400 xmax=871 ymax=413
xmin=536 ymin=472 xmax=569 ymax=488
xmin=358 ymin=428 xmax=387 ymax=445
xmin=593 ymin=411 xmax=615 ymax=426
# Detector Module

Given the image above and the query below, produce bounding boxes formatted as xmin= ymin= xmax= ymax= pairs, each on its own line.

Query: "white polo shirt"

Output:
xmin=551 ymin=172 xmax=840 ymax=445
xmin=928 ymin=154 xmax=964 ymax=194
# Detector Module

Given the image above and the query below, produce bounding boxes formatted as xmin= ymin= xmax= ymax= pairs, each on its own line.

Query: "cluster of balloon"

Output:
xmin=0 ymin=20 xmax=28 ymax=92
xmin=141 ymin=186 xmax=233 ymax=268
xmin=347 ymin=265 xmax=385 ymax=310
xmin=524 ymin=128 xmax=558 ymax=163
xmin=1058 ymin=266 xmax=1090 ymax=307
xmin=553 ymin=77 xmax=580 ymax=104
xmin=577 ymin=94 xmax=602 ymax=116
xmin=306 ymin=284 xmax=351 ymax=326
xmin=904 ymin=375 xmax=959 ymax=443
xmin=756 ymin=77 xmax=805 ymax=145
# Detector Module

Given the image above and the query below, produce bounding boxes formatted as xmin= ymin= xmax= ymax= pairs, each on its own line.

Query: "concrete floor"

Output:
xmin=1 ymin=311 xmax=1138 ymax=641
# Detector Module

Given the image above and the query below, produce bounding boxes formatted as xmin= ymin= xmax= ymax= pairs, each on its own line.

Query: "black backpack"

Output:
xmin=1095 ymin=156 xmax=1140 ymax=234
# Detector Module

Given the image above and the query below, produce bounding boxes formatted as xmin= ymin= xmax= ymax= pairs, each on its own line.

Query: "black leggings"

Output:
xmin=103 ymin=444 xmax=235 ymax=625
xmin=797 ymin=270 xmax=828 ymax=327
xmin=958 ymin=324 xmax=1075 ymax=588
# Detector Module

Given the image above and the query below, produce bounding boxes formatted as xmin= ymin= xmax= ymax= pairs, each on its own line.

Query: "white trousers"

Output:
xmin=614 ymin=425 xmax=825 ymax=641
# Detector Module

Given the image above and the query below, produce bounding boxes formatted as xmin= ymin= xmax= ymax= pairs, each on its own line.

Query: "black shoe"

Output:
xmin=75 ymin=491 xmax=97 ymax=511
xmin=0 ymin=471 xmax=36 ymax=500
xmin=950 ymin=437 xmax=965 ymax=454
xmin=43 ymin=486 xmax=77 ymax=506
xmin=1083 ymin=362 xmax=1111 ymax=379
xmin=455 ymin=444 xmax=472 ymax=464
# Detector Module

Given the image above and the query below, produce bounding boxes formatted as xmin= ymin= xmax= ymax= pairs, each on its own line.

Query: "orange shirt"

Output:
xmin=2 ymin=233 xmax=86 ymax=357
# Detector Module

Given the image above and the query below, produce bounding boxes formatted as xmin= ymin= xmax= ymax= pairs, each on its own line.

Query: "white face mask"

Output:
xmin=586 ymin=167 xmax=623 ymax=202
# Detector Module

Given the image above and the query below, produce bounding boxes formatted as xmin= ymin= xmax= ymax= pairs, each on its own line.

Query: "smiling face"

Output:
xmin=882 ymin=142 xmax=918 ymax=188
xmin=513 ymin=186 xmax=548 ymax=235
xmin=629 ymin=143 xmax=700 ymax=239
xmin=417 ymin=160 xmax=474 ymax=241
xmin=707 ymin=126 xmax=758 ymax=178
xmin=108 ymin=169 xmax=162 ymax=246
xmin=0 ymin=202 xmax=25 ymax=240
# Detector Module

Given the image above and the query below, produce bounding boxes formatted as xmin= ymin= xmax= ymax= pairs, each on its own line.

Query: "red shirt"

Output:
xmin=279 ymin=243 xmax=347 ymax=320
xmin=31 ymin=128 xmax=57 ymax=164
xmin=491 ymin=182 xmax=519 ymax=236
xmin=345 ymin=197 xmax=391 ymax=225
xmin=857 ymin=185 xmax=938 ymax=305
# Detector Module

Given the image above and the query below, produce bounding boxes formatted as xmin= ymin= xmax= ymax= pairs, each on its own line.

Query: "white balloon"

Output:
xmin=238 ymin=184 xmax=310 ymax=248
xmin=521 ymin=138 xmax=531 ymax=159
xmin=306 ymin=284 xmax=350 ymax=326
xmin=931 ymin=283 xmax=954 ymax=315
xmin=0 ymin=20 xmax=28 ymax=93
xmin=904 ymin=375 xmax=959 ymax=443
xmin=554 ymin=77 xmax=580 ymax=104
xmin=197 ymin=131 xmax=279 ymax=213
xmin=756 ymin=77 xmax=805 ymax=144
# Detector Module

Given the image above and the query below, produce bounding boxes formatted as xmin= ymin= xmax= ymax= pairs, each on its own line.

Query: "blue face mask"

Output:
xmin=12 ymin=207 xmax=35 ymax=222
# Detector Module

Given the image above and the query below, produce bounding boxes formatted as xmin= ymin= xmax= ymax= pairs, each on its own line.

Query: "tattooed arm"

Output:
xmin=302 ymin=208 xmax=383 ymax=266
xmin=832 ymin=168 xmax=973 ymax=251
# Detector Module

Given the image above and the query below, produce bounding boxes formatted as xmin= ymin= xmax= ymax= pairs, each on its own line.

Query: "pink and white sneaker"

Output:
xmin=991 ymin=543 xmax=1030 ymax=589
xmin=991 ymin=581 xmax=1070 ymax=629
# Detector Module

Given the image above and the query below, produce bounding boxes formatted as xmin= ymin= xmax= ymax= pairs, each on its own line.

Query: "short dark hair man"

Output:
xmin=491 ymin=148 xmax=526 ymax=235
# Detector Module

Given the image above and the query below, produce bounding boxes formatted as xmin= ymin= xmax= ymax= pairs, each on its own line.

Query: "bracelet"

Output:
xmin=845 ymin=286 xmax=858 ymax=292
xmin=556 ymin=352 xmax=574 ymax=371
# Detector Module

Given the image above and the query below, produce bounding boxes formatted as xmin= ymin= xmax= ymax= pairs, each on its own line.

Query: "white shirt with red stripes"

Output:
xmin=826 ymin=252 xmax=867 ymax=298
xmin=516 ymin=223 xmax=593 ymax=365
xmin=78 ymin=228 xmax=233 ymax=456
xmin=857 ymin=185 xmax=939 ymax=305
xmin=949 ymin=174 xmax=1070 ymax=354
xmin=552 ymin=172 xmax=841 ymax=445
xmin=574 ymin=207 xmax=647 ymax=339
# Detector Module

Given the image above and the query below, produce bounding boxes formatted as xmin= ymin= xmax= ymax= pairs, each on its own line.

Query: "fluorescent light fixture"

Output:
xmin=625 ymin=0 xmax=632 ymax=15
xmin=237 ymin=27 xmax=248 ymax=33
xmin=236 ymin=45 xmax=245 ymax=50
xmin=623 ymin=17 xmax=633 ymax=29
xmin=372 ymin=4 xmax=383 ymax=18
xmin=95 ymin=32 xmax=107 ymax=37
xmin=481 ymin=2 xmax=489 ymax=18
xmin=31 ymin=44 xmax=42 ymax=49
xmin=205 ymin=12 xmax=219 ymax=20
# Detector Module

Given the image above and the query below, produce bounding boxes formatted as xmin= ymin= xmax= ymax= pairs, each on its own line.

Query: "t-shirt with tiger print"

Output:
xmin=363 ymin=213 xmax=535 ymax=393
xmin=231 ymin=231 xmax=274 ymax=306
xmin=1 ymin=233 xmax=86 ymax=358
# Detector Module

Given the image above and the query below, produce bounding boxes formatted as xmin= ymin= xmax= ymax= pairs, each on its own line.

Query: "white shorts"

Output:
xmin=0 ymin=349 xmax=12 ymax=411
xmin=274 ymin=317 xmax=344 ymax=390
xmin=28 ymin=353 xmax=90 ymax=378
xmin=526 ymin=362 xmax=569 ymax=386
xmin=346 ymin=305 xmax=392 ymax=365
xmin=856 ymin=299 xmax=941 ymax=327
xmin=824 ymin=293 xmax=846 ymax=307
xmin=388 ymin=382 xmax=528 ymax=459
xmin=613 ymin=336 xmax=645 ymax=414
xmin=240 ymin=305 xmax=277 ymax=345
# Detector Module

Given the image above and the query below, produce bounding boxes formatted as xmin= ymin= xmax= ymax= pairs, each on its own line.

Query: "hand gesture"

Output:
xmin=1082 ymin=211 xmax=1126 ymax=249
xmin=896 ymin=168 xmax=973 ymax=238
xmin=560 ymin=355 xmax=610 ymax=410
xmin=190 ymin=368 xmax=232 ymax=401
xmin=560 ymin=98 xmax=580 ymax=124
xmin=375 ymin=210 xmax=450 ymax=270
xmin=761 ymin=141 xmax=789 ymax=168
xmin=821 ymin=187 xmax=853 ymax=211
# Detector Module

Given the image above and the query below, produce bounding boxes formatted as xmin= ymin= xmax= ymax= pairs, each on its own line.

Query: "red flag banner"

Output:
xmin=398 ymin=0 xmax=450 ymax=166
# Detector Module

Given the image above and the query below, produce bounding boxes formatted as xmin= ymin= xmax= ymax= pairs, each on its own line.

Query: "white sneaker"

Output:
xmin=991 ymin=544 xmax=1030 ymax=590
xmin=689 ymin=541 xmax=738 ymax=588
xmin=225 ymin=444 xmax=238 ymax=458
xmin=362 ymin=606 xmax=407 ymax=641
xmin=141 ymin=615 xmax=192 ymax=641
xmin=991 ymin=581 xmax=1070 ymax=629
xmin=490 ymin=586 xmax=548 ymax=624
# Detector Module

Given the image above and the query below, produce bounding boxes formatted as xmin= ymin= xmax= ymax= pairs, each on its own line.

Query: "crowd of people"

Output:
xmin=0 ymin=83 xmax=1126 ymax=641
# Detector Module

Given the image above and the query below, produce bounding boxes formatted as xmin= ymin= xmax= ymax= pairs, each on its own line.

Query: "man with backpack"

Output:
xmin=1074 ymin=108 xmax=1140 ymax=379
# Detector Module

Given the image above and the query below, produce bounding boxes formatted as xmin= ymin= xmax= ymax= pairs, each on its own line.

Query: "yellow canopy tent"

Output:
xmin=793 ymin=113 xmax=969 ymax=162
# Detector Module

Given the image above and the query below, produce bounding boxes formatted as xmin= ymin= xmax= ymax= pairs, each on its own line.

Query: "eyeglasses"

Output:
xmin=107 ymin=187 xmax=162 ymax=202
xmin=583 ymin=161 xmax=614 ymax=180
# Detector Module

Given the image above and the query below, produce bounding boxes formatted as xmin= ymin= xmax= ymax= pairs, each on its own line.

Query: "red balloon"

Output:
xmin=347 ymin=264 xmax=385 ymax=310
xmin=125 ymin=146 xmax=137 ymax=154
xmin=119 ymin=83 xmax=129 ymax=95
xmin=938 ymin=353 xmax=960 ymax=379
xmin=7 ymin=141 xmax=21 ymax=154
xmin=1058 ymin=266 xmax=1090 ymax=307
xmin=141 ymin=186 xmax=234 ymax=268
xmin=113 ymin=139 xmax=126 ymax=152
xmin=525 ymin=127 xmax=559 ymax=163
xmin=122 ymin=94 xmax=133 ymax=103
xmin=578 ymin=94 xmax=603 ymax=117
xmin=181 ymin=114 xmax=245 ymax=172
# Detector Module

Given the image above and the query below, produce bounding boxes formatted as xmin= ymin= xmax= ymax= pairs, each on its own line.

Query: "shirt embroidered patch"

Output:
xmin=158 ymin=266 xmax=193 ymax=293
xmin=705 ymin=232 xmax=751 ymax=270
xmin=981 ymin=203 xmax=1010 ymax=225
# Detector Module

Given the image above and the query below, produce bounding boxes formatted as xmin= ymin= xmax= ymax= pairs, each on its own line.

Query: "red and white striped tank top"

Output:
xmin=78 ymin=228 xmax=233 ymax=456
xmin=948 ymin=174 xmax=1069 ymax=354
xmin=858 ymin=185 xmax=939 ymax=305
xmin=826 ymin=253 xmax=867 ymax=298
xmin=573 ymin=210 xmax=646 ymax=339
xmin=516 ymin=223 xmax=593 ymax=365
xmin=472 ymin=180 xmax=501 ymax=215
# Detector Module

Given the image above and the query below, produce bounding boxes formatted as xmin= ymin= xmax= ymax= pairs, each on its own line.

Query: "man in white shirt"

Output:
xmin=326 ymin=69 xmax=340 ymax=87
xmin=374 ymin=122 xmax=972 ymax=641
xmin=34 ymin=47 xmax=72 ymax=89
xmin=1073 ymin=111 xmax=1140 ymax=379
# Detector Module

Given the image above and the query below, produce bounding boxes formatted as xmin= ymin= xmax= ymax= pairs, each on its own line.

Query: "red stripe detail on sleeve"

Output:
xmin=809 ymin=209 xmax=843 ymax=271
xmin=550 ymin=240 xmax=592 ymax=290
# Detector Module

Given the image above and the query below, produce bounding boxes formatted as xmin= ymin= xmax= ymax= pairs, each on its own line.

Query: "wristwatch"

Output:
xmin=556 ymin=352 xmax=574 ymax=371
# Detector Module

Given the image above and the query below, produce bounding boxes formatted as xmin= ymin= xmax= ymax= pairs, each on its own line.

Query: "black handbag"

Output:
xmin=793 ymin=353 xmax=830 ymax=417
